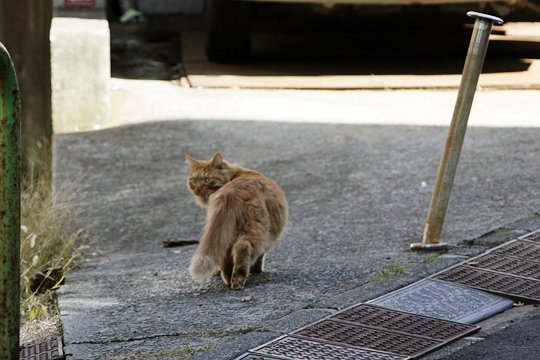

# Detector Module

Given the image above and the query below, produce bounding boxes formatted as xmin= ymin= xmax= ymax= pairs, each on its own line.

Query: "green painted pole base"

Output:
xmin=0 ymin=41 xmax=21 ymax=360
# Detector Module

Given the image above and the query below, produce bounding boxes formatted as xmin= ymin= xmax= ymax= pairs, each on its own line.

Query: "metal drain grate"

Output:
xmin=435 ymin=265 xmax=540 ymax=303
xmin=20 ymin=337 xmax=64 ymax=360
xmin=293 ymin=319 xmax=448 ymax=358
xmin=244 ymin=335 xmax=410 ymax=360
xmin=467 ymin=253 xmax=540 ymax=280
xmin=239 ymin=302 xmax=479 ymax=360
xmin=331 ymin=304 xmax=479 ymax=342
xmin=493 ymin=240 xmax=540 ymax=262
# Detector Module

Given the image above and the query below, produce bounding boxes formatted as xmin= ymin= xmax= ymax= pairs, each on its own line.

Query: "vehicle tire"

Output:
xmin=206 ymin=0 xmax=253 ymax=62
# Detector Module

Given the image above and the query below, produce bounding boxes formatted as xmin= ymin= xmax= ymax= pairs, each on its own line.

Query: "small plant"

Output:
xmin=495 ymin=226 xmax=512 ymax=234
xmin=20 ymin=175 xmax=84 ymax=322
xmin=426 ymin=254 xmax=440 ymax=264
xmin=372 ymin=264 xmax=408 ymax=281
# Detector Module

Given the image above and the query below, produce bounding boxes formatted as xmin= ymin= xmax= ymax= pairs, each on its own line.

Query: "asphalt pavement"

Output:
xmin=432 ymin=305 xmax=540 ymax=360
xmin=53 ymin=86 xmax=540 ymax=359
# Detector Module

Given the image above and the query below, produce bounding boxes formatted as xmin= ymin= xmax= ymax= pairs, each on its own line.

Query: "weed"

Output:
xmin=372 ymin=264 xmax=408 ymax=281
xmin=113 ymin=336 xmax=128 ymax=343
xmin=495 ymin=226 xmax=512 ymax=233
xmin=194 ymin=344 xmax=214 ymax=354
xmin=426 ymin=254 xmax=440 ymax=264
xmin=20 ymin=175 xmax=84 ymax=322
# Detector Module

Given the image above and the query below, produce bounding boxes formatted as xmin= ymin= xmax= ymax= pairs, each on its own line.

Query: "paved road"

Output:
xmin=428 ymin=305 xmax=540 ymax=360
xmin=52 ymin=12 xmax=540 ymax=359
xmin=54 ymin=86 xmax=540 ymax=359
xmin=444 ymin=310 xmax=540 ymax=360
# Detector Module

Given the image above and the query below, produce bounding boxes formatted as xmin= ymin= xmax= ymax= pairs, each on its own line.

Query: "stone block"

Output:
xmin=50 ymin=17 xmax=110 ymax=133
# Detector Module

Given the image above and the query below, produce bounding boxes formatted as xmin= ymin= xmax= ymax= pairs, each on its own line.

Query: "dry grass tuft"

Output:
xmin=20 ymin=175 xmax=84 ymax=328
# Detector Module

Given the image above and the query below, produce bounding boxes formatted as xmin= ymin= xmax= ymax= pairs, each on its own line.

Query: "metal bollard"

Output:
xmin=411 ymin=12 xmax=503 ymax=250
xmin=0 ymin=42 xmax=21 ymax=359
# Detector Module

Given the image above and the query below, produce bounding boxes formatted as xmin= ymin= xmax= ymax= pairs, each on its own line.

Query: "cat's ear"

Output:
xmin=185 ymin=154 xmax=199 ymax=168
xmin=211 ymin=152 xmax=226 ymax=169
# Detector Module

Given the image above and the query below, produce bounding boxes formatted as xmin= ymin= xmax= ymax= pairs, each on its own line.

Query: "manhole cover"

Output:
xmin=368 ymin=279 xmax=513 ymax=323
xmin=434 ymin=265 xmax=540 ymax=303
xmin=20 ymin=337 xmax=64 ymax=360
xmin=519 ymin=228 xmax=540 ymax=241
xmin=331 ymin=304 xmax=478 ymax=342
xmin=243 ymin=335 xmax=410 ymax=360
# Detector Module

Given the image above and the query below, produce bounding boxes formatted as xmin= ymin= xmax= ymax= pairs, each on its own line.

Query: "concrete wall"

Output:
xmin=49 ymin=0 xmax=202 ymax=134
xmin=50 ymin=18 xmax=111 ymax=133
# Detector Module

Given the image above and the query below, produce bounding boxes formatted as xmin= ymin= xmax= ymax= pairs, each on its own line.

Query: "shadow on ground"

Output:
xmin=54 ymin=119 xmax=540 ymax=359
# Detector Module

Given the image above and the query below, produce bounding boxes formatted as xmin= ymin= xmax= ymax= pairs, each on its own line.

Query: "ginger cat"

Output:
xmin=186 ymin=153 xmax=288 ymax=290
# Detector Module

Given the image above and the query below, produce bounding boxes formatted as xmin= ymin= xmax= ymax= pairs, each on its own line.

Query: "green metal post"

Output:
xmin=0 ymin=42 xmax=21 ymax=359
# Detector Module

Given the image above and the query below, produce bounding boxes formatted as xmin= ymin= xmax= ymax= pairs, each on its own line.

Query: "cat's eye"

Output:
xmin=189 ymin=178 xmax=196 ymax=184
xmin=203 ymin=177 xmax=211 ymax=184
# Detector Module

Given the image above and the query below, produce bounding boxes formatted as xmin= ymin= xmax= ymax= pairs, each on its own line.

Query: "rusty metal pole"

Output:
xmin=411 ymin=12 xmax=503 ymax=250
xmin=0 ymin=42 xmax=21 ymax=359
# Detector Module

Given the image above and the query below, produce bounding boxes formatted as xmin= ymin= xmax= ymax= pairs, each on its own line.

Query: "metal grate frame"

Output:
xmin=20 ymin=337 xmax=64 ymax=360
xmin=519 ymin=228 xmax=540 ymax=242
xmin=235 ymin=353 xmax=289 ymax=360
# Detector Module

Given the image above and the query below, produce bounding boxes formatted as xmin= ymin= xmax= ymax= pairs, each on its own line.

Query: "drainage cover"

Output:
xmin=331 ymin=304 xmax=478 ymax=342
xmin=20 ymin=337 xmax=64 ymax=360
xmin=368 ymin=279 xmax=513 ymax=323
xmin=434 ymin=265 xmax=540 ymax=303
xmin=466 ymin=253 xmax=540 ymax=280
xmin=292 ymin=320 xmax=438 ymax=358
xmin=291 ymin=315 xmax=476 ymax=359
xmin=243 ymin=335 xmax=410 ymax=360
xmin=492 ymin=240 xmax=540 ymax=262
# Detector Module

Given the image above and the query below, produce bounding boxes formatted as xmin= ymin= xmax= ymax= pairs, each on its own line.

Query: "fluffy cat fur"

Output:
xmin=186 ymin=153 xmax=288 ymax=290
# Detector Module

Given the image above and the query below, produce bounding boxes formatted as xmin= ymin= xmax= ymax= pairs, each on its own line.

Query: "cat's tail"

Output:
xmin=189 ymin=192 xmax=239 ymax=280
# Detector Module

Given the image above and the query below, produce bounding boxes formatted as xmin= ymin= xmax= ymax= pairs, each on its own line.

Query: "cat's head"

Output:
xmin=185 ymin=152 xmax=232 ymax=206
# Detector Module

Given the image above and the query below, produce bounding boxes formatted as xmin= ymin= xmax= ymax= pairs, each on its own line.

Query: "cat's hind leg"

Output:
xmin=250 ymin=254 xmax=265 ymax=274
xmin=231 ymin=236 xmax=255 ymax=290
